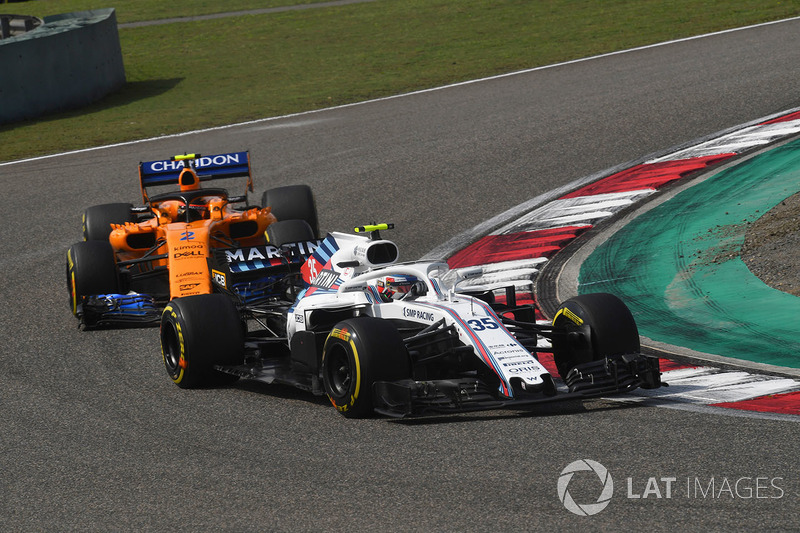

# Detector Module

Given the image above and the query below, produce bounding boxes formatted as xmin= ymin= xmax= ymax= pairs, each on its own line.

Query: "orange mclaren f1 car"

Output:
xmin=66 ymin=151 xmax=321 ymax=327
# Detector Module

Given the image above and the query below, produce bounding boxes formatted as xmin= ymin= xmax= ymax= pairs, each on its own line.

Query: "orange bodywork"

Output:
xmin=109 ymin=194 xmax=277 ymax=299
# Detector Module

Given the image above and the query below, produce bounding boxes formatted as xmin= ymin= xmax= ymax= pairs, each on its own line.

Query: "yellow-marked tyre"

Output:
xmin=321 ymin=317 xmax=408 ymax=418
xmin=551 ymin=293 xmax=640 ymax=378
xmin=66 ymin=241 xmax=119 ymax=317
xmin=160 ymin=294 xmax=244 ymax=389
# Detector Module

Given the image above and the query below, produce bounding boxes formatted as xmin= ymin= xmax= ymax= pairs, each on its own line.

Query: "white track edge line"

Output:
xmin=4 ymin=15 xmax=800 ymax=169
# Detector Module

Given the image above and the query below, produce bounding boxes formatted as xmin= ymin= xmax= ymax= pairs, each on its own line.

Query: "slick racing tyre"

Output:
xmin=551 ymin=292 xmax=640 ymax=378
xmin=66 ymin=241 xmax=120 ymax=316
xmin=160 ymin=294 xmax=244 ymax=389
xmin=83 ymin=203 xmax=135 ymax=241
xmin=266 ymin=219 xmax=316 ymax=247
xmin=321 ymin=317 xmax=409 ymax=418
xmin=261 ymin=185 xmax=319 ymax=238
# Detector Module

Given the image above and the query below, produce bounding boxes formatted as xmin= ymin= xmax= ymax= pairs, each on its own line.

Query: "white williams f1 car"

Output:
xmin=160 ymin=224 xmax=661 ymax=418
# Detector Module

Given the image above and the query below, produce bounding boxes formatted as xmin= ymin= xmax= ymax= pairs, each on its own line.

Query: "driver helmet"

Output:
xmin=376 ymin=275 xmax=417 ymax=300
xmin=178 ymin=198 xmax=209 ymax=221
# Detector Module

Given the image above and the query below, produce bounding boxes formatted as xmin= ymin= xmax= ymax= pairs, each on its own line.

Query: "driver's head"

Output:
xmin=189 ymin=199 xmax=210 ymax=220
xmin=377 ymin=275 xmax=417 ymax=300
xmin=178 ymin=199 xmax=209 ymax=221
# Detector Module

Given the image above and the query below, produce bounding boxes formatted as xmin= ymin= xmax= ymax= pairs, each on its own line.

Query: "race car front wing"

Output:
xmin=77 ymin=293 xmax=161 ymax=328
xmin=372 ymin=353 xmax=662 ymax=418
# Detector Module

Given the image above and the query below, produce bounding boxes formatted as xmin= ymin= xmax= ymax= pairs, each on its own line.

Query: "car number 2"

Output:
xmin=468 ymin=317 xmax=498 ymax=331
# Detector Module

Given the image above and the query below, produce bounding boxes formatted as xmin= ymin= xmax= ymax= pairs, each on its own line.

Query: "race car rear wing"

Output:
xmin=138 ymin=151 xmax=253 ymax=202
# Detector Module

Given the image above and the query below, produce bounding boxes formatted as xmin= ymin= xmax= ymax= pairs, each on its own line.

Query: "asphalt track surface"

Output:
xmin=3 ymin=15 xmax=800 ymax=531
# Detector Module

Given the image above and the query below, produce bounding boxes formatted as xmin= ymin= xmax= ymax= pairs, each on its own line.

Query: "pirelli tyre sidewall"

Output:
xmin=160 ymin=294 xmax=244 ymax=389
xmin=321 ymin=317 xmax=408 ymax=418
xmin=66 ymin=240 xmax=120 ymax=316
xmin=551 ymin=292 xmax=640 ymax=378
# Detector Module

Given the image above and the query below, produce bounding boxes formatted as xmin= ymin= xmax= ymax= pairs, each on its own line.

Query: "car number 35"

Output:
xmin=467 ymin=317 xmax=499 ymax=331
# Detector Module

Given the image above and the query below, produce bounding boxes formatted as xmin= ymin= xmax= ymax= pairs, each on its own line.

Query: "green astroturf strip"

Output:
xmin=578 ymin=140 xmax=800 ymax=368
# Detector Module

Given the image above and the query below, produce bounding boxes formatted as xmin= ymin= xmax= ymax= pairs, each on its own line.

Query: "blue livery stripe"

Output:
xmin=230 ymin=260 xmax=265 ymax=273
xmin=415 ymin=300 xmax=512 ymax=397
xmin=313 ymin=235 xmax=339 ymax=263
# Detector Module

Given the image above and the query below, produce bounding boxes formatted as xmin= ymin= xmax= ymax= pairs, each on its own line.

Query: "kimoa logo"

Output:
xmin=557 ymin=459 xmax=614 ymax=516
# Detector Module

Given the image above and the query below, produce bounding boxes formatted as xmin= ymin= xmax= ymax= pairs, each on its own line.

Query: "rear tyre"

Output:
xmin=261 ymin=185 xmax=319 ymax=238
xmin=66 ymin=241 xmax=120 ymax=316
xmin=551 ymin=292 xmax=639 ymax=378
xmin=266 ymin=219 xmax=316 ymax=246
xmin=83 ymin=203 xmax=135 ymax=241
xmin=321 ymin=317 xmax=409 ymax=418
xmin=160 ymin=294 xmax=244 ymax=389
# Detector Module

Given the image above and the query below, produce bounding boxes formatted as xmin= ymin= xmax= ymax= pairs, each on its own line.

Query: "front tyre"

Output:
xmin=83 ymin=203 xmax=135 ymax=241
xmin=551 ymin=293 xmax=639 ymax=378
xmin=160 ymin=294 xmax=244 ymax=389
xmin=66 ymin=241 xmax=120 ymax=317
xmin=321 ymin=317 xmax=409 ymax=418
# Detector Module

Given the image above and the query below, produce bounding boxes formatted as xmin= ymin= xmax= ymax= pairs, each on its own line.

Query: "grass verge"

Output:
xmin=1 ymin=0 xmax=798 ymax=163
